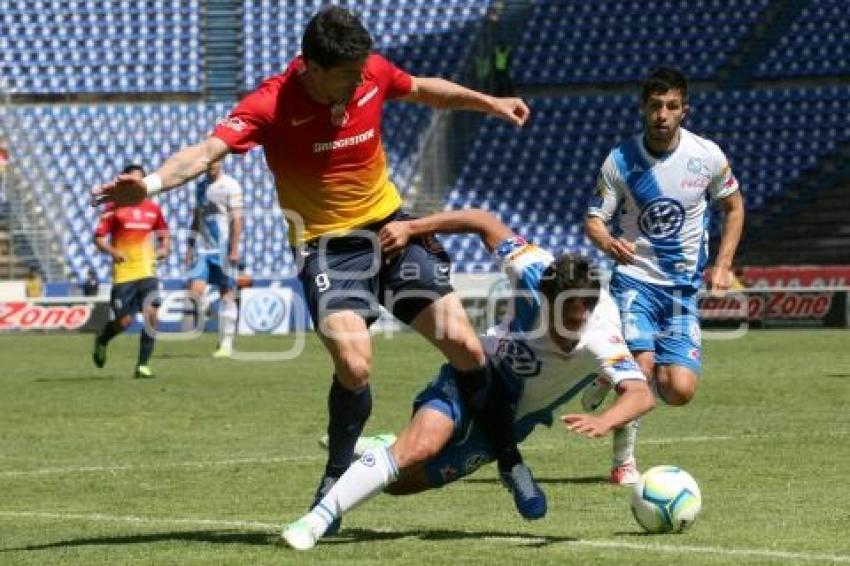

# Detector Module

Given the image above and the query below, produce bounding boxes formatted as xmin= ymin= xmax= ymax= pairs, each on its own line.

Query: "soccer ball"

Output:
xmin=630 ymin=465 xmax=702 ymax=533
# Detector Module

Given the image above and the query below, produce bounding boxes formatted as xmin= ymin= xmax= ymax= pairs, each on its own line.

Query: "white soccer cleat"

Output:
xmin=318 ymin=433 xmax=397 ymax=458
xmin=610 ymin=460 xmax=641 ymax=486
xmin=581 ymin=375 xmax=612 ymax=412
xmin=280 ymin=519 xmax=320 ymax=551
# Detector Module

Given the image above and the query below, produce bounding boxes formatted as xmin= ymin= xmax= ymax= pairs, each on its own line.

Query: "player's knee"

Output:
xmin=443 ymin=332 xmax=485 ymax=370
xmin=118 ymin=315 xmax=133 ymax=329
xmin=336 ymin=355 xmax=372 ymax=388
xmin=662 ymin=379 xmax=696 ymax=406
xmin=395 ymin=438 xmax=441 ymax=469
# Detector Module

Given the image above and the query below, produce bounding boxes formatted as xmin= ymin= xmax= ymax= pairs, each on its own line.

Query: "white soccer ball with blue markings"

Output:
xmin=630 ymin=465 xmax=702 ymax=533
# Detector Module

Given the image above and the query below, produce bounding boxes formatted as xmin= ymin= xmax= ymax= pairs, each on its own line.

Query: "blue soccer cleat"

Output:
xmin=500 ymin=463 xmax=547 ymax=520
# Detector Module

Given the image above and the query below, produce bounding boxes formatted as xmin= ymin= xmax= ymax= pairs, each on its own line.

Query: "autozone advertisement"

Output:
xmin=0 ymin=300 xmax=105 ymax=332
xmin=699 ymin=290 xmax=848 ymax=327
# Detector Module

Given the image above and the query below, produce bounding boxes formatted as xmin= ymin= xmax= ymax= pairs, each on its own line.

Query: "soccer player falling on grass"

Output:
xmin=92 ymin=164 xmax=170 ymax=378
xmin=92 ymin=5 xmax=541 ymax=529
xmin=583 ymin=67 xmax=744 ymax=485
xmin=280 ymin=208 xmax=655 ymax=550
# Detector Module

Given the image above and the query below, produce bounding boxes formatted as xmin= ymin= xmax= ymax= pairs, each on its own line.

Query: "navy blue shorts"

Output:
xmin=413 ymin=364 xmax=498 ymax=488
xmin=297 ymin=211 xmax=454 ymax=326
xmin=110 ymin=277 xmax=161 ymax=320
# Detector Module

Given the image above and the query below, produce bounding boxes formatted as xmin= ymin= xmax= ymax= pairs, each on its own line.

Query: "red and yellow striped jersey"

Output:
xmin=212 ymin=53 xmax=413 ymax=243
xmin=95 ymin=200 xmax=168 ymax=284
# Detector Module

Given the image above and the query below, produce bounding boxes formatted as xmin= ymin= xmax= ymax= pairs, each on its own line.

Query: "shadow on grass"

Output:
xmin=321 ymin=527 xmax=576 ymax=548
xmin=2 ymin=527 xmax=575 ymax=552
xmin=1 ymin=530 xmax=276 ymax=552
xmin=463 ymin=475 xmax=610 ymax=486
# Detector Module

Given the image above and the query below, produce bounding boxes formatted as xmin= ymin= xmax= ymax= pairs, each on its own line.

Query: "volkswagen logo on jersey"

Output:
xmin=496 ymin=339 xmax=542 ymax=378
xmin=638 ymin=198 xmax=686 ymax=241
xmin=243 ymin=290 xmax=287 ymax=333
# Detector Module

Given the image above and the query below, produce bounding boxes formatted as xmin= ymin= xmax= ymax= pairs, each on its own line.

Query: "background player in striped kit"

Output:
xmin=92 ymin=164 xmax=170 ymax=378
xmin=584 ymin=67 xmax=745 ymax=485
xmin=185 ymin=158 xmax=243 ymax=358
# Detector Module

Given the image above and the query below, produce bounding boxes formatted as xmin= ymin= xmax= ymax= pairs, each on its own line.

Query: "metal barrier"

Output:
xmin=0 ymin=79 xmax=67 ymax=281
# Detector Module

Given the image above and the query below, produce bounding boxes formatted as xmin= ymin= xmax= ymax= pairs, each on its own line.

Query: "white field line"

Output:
xmin=524 ymin=429 xmax=850 ymax=452
xmin=0 ymin=455 xmax=323 ymax=478
xmin=1 ymin=430 xmax=847 ymax=479
xmin=0 ymin=511 xmax=848 ymax=563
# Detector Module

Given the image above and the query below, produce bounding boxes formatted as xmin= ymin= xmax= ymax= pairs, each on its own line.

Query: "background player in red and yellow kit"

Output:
xmin=93 ymin=6 xmax=541 ymax=524
xmin=93 ymin=164 xmax=170 ymax=378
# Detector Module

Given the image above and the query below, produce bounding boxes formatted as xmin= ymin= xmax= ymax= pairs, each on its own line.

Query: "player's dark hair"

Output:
xmin=540 ymin=254 xmax=600 ymax=311
xmin=302 ymin=5 xmax=373 ymax=68
xmin=641 ymin=66 xmax=688 ymax=104
xmin=121 ymin=164 xmax=146 ymax=176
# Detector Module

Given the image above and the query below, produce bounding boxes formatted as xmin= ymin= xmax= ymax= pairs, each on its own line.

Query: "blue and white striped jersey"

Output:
xmin=483 ymin=236 xmax=645 ymax=439
xmin=588 ymin=128 xmax=739 ymax=290
xmin=195 ymin=173 xmax=243 ymax=256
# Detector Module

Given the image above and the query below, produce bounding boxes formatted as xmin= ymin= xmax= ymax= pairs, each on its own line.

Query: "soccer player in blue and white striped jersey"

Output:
xmin=584 ymin=67 xmax=745 ymax=485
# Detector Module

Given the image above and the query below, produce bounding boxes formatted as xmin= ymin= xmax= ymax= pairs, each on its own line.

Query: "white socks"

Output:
xmin=304 ymin=447 xmax=399 ymax=536
xmin=219 ymin=298 xmax=238 ymax=350
xmin=613 ymin=419 xmax=640 ymax=467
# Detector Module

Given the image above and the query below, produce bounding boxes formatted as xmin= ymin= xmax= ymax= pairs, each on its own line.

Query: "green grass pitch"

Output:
xmin=1 ymin=330 xmax=849 ymax=565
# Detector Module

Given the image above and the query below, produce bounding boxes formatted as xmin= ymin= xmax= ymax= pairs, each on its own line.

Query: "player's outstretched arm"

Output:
xmin=91 ymin=137 xmax=230 ymax=206
xmin=402 ymin=77 xmax=530 ymax=127
xmin=562 ymin=380 xmax=654 ymax=438
xmin=378 ymin=209 xmax=513 ymax=254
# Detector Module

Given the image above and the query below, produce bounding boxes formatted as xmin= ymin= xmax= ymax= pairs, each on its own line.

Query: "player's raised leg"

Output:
xmin=654 ymin=364 xmax=698 ymax=405
xmin=407 ymin=292 xmax=544 ymax=518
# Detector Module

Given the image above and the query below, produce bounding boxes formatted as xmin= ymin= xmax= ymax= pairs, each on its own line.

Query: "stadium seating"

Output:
xmin=443 ymin=87 xmax=850 ymax=272
xmin=242 ymin=0 xmax=489 ymax=89
xmin=512 ymin=0 xmax=770 ymax=84
xmin=0 ymin=0 xmax=201 ymax=94
xmin=757 ymin=0 xmax=850 ymax=77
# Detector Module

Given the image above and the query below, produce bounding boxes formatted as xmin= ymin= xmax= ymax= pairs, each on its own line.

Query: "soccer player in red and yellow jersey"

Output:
xmin=93 ymin=6 xmax=541 ymax=525
xmin=93 ymin=164 xmax=170 ymax=378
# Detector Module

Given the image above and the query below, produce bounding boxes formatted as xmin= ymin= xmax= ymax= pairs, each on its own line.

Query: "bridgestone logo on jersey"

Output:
xmin=313 ymin=128 xmax=375 ymax=153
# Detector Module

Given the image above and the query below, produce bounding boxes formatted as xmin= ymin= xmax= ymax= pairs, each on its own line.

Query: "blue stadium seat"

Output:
xmin=513 ymin=0 xmax=770 ymax=84
xmin=757 ymin=0 xmax=850 ymax=78
xmin=1 ymin=0 xmax=202 ymax=94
